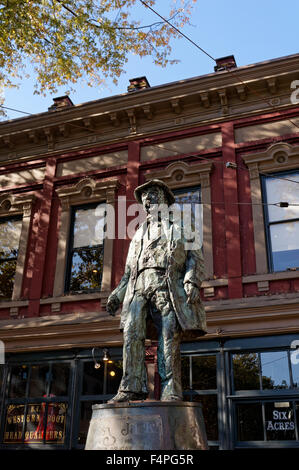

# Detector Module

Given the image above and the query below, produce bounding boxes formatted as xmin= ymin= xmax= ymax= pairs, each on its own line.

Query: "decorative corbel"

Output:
xmin=59 ymin=124 xmax=69 ymax=138
xmin=83 ymin=118 xmax=94 ymax=131
xmin=199 ymin=92 xmax=210 ymax=108
xmin=267 ymin=78 xmax=277 ymax=94
xmin=143 ymin=105 xmax=153 ymax=120
xmin=44 ymin=127 xmax=54 ymax=150
xmin=218 ymin=89 xmax=229 ymax=114
xmin=28 ymin=130 xmax=39 ymax=144
xmin=235 ymin=84 xmax=247 ymax=101
xmin=109 ymin=112 xmax=121 ymax=127
xmin=170 ymin=99 xmax=182 ymax=114
xmin=126 ymin=110 xmax=137 ymax=134
xmin=3 ymin=135 xmax=14 ymax=149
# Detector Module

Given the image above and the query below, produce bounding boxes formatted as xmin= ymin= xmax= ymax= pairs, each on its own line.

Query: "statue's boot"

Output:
xmin=107 ymin=391 xmax=148 ymax=403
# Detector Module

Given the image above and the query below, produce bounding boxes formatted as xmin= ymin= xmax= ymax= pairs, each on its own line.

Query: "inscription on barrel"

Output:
xmin=93 ymin=415 xmax=162 ymax=450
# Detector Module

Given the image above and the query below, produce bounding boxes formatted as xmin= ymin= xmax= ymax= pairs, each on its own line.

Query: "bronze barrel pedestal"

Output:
xmin=85 ymin=401 xmax=208 ymax=450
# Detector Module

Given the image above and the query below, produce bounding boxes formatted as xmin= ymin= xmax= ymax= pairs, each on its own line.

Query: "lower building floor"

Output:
xmin=0 ymin=332 xmax=299 ymax=449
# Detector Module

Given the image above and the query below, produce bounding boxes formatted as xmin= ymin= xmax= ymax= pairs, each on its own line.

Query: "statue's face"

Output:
xmin=141 ymin=186 xmax=167 ymax=214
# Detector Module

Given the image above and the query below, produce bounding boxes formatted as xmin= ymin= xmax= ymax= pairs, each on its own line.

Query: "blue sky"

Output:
xmin=2 ymin=0 xmax=299 ymax=120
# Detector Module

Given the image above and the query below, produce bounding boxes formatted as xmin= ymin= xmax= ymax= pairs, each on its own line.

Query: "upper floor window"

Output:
xmin=0 ymin=217 xmax=22 ymax=300
xmin=65 ymin=203 xmax=106 ymax=294
xmin=262 ymin=171 xmax=299 ymax=272
xmin=173 ymin=186 xmax=202 ymax=247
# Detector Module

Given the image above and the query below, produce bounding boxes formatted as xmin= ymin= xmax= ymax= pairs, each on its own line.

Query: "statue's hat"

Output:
xmin=134 ymin=179 xmax=175 ymax=206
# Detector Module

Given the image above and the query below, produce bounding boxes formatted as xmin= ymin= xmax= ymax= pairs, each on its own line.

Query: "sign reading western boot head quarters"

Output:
xmin=91 ymin=414 xmax=163 ymax=450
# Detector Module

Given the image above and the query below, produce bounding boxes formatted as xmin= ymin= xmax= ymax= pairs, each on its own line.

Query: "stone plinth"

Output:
xmin=85 ymin=400 xmax=208 ymax=450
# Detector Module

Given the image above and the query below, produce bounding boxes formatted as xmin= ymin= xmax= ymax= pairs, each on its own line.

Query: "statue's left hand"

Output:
xmin=184 ymin=283 xmax=200 ymax=304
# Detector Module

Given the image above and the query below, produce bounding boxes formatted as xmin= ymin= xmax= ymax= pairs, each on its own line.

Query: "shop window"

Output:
xmin=236 ymin=401 xmax=299 ymax=442
xmin=0 ymin=217 xmax=22 ymax=300
xmin=232 ymin=349 xmax=298 ymax=392
xmin=182 ymin=354 xmax=218 ymax=443
xmin=236 ymin=403 xmax=264 ymax=441
xmin=3 ymin=362 xmax=71 ymax=446
xmin=262 ymin=171 xmax=299 ymax=272
xmin=65 ymin=203 xmax=106 ymax=293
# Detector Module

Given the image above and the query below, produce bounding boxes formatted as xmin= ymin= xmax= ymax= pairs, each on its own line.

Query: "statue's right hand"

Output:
xmin=106 ymin=294 xmax=120 ymax=316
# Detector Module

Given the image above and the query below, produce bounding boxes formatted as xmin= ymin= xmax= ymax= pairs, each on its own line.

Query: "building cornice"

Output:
xmin=0 ymin=54 xmax=298 ymax=164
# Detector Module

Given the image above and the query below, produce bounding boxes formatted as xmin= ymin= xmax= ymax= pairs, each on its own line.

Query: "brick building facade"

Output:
xmin=0 ymin=53 xmax=299 ymax=449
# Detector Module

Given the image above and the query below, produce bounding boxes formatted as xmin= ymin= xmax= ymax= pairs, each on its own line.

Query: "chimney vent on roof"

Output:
xmin=48 ymin=95 xmax=74 ymax=111
xmin=127 ymin=76 xmax=150 ymax=92
xmin=214 ymin=55 xmax=237 ymax=72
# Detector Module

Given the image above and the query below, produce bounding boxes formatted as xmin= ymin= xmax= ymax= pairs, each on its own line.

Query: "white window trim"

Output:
xmin=0 ymin=192 xmax=36 ymax=302
xmin=242 ymin=141 xmax=299 ymax=276
xmin=53 ymin=177 xmax=120 ymax=300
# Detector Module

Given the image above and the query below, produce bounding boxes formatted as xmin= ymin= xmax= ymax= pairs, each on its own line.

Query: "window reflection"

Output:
xmin=192 ymin=356 xmax=217 ymax=390
xmin=78 ymin=401 xmax=102 ymax=446
xmin=0 ymin=218 xmax=22 ymax=299
xmin=192 ymin=394 xmax=218 ymax=441
xmin=233 ymin=353 xmax=260 ymax=391
xmin=260 ymin=351 xmax=290 ymax=390
xmin=67 ymin=204 xmax=106 ymax=293
xmin=82 ymin=361 xmax=104 ymax=395
xmin=29 ymin=365 xmax=49 ymax=397
xmin=9 ymin=365 xmax=29 ymax=398
xmin=291 ymin=355 xmax=299 ymax=388
xmin=50 ymin=363 xmax=70 ymax=396
xmin=236 ymin=403 xmax=264 ymax=441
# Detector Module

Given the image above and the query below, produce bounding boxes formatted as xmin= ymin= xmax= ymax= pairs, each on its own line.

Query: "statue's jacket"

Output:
xmin=111 ymin=219 xmax=207 ymax=335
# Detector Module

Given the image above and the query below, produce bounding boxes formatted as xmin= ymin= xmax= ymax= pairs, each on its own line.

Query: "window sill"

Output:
xmin=40 ymin=291 xmax=110 ymax=313
xmin=242 ymin=271 xmax=299 ymax=283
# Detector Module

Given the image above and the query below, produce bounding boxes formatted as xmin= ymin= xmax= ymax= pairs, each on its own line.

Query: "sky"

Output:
xmin=1 ymin=0 xmax=299 ymax=121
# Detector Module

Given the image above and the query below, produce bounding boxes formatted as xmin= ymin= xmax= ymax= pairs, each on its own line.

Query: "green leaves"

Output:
xmin=0 ymin=0 xmax=197 ymax=95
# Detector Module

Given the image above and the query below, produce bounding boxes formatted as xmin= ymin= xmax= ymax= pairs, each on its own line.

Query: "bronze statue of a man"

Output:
xmin=106 ymin=179 xmax=206 ymax=402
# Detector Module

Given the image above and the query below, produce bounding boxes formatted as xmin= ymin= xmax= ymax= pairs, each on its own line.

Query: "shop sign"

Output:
xmin=266 ymin=403 xmax=295 ymax=433
xmin=4 ymin=403 xmax=67 ymax=444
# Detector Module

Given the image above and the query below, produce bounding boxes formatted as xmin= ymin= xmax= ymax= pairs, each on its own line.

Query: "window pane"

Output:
xmin=236 ymin=403 xmax=264 ymax=441
xmin=192 ymin=356 xmax=217 ymax=390
xmin=0 ymin=219 xmax=22 ymax=257
xmin=3 ymin=404 xmax=25 ymax=443
xmin=291 ymin=351 xmax=299 ymax=388
xmin=181 ymin=357 xmax=191 ymax=390
xmin=9 ymin=365 xmax=29 ymax=398
xmin=69 ymin=245 xmax=104 ymax=292
xmin=174 ymin=187 xmax=202 ymax=248
xmin=265 ymin=402 xmax=296 ymax=440
xmin=270 ymin=222 xmax=299 ymax=271
xmin=0 ymin=259 xmax=17 ymax=299
xmin=192 ymin=394 xmax=218 ymax=441
xmin=266 ymin=174 xmax=299 ymax=223
xmin=82 ymin=361 xmax=104 ymax=395
xmin=106 ymin=360 xmax=122 ymax=395
xmin=50 ymin=363 xmax=70 ymax=396
xmin=45 ymin=403 xmax=68 ymax=444
xmin=0 ymin=364 xmax=4 ymax=394
xmin=29 ymin=365 xmax=50 ymax=397
xmin=73 ymin=204 xmax=106 ymax=248
xmin=260 ymin=351 xmax=290 ymax=390
xmin=78 ymin=401 xmax=102 ymax=446
xmin=24 ymin=404 xmax=44 ymax=443
xmin=232 ymin=353 xmax=260 ymax=391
